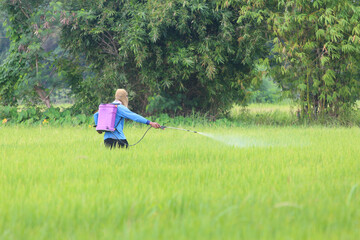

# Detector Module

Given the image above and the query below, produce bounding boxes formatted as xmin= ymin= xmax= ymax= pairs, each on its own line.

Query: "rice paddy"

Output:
xmin=0 ymin=125 xmax=359 ymax=239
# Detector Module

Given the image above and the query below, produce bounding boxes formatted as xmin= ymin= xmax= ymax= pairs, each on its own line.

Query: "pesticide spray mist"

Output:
xmin=197 ymin=132 xmax=270 ymax=148
xmin=197 ymin=131 xmax=303 ymax=148
xmin=162 ymin=126 xmax=301 ymax=148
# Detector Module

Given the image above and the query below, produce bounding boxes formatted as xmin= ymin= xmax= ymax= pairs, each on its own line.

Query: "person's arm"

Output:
xmin=119 ymin=106 xmax=161 ymax=128
xmin=94 ymin=112 xmax=103 ymax=134
xmin=94 ymin=112 xmax=99 ymax=126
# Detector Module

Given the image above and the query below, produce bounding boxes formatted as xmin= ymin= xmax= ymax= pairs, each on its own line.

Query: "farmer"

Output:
xmin=94 ymin=89 xmax=161 ymax=149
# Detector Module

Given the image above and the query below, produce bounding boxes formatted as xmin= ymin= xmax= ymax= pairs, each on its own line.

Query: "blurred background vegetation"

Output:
xmin=0 ymin=0 xmax=359 ymax=125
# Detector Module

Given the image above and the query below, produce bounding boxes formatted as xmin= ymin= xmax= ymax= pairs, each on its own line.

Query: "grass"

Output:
xmin=0 ymin=125 xmax=359 ymax=239
xmin=231 ymin=103 xmax=297 ymax=115
xmin=230 ymin=103 xmax=360 ymax=127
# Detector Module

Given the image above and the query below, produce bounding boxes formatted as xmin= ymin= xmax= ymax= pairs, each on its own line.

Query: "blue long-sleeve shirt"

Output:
xmin=94 ymin=104 xmax=150 ymax=140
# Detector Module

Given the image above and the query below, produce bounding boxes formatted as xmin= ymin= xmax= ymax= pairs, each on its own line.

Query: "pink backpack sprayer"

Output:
xmin=95 ymin=103 xmax=153 ymax=147
xmin=96 ymin=104 xmax=120 ymax=132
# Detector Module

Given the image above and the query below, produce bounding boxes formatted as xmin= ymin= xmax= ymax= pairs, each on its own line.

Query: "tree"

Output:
xmin=220 ymin=0 xmax=360 ymax=119
xmin=269 ymin=0 xmax=360 ymax=118
xmin=0 ymin=0 xmax=75 ymax=107
xmin=60 ymin=0 xmax=268 ymax=115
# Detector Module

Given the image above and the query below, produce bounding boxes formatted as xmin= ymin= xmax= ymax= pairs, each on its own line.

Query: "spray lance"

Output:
xmin=129 ymin=125 xmax=198 ymax=147
xmin=160 ymin=125 xmax=198 ymax=133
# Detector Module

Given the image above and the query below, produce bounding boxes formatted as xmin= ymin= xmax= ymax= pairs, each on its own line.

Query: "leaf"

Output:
xmin=322 ymin=69 xmax=336 ymax=86
xmin=316 ymin=29 xmax=325 ymax=40
xmin=183 ymin=58 xmax=194 ymax=68
xmin=320 ymin=56 xmax=330 ymax=66
xmin=298 ymin=83 xmax=307 ymax=91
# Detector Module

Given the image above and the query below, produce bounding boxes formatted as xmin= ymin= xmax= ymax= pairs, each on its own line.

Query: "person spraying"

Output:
xmin=94 ymin=89 xmax=161 ymax=148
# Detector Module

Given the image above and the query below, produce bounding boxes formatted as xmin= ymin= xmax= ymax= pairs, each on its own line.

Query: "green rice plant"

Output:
xmin=0 ymin=126 xmax=359 ymax=240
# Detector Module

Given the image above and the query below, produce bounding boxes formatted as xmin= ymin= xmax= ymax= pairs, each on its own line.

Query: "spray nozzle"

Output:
xmin=160 ymin=126 xmax=167 ymax=130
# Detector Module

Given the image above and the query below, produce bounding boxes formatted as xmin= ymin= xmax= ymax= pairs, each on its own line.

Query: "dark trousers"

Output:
xmin=104 ymin=138 xmax=129 ymax=149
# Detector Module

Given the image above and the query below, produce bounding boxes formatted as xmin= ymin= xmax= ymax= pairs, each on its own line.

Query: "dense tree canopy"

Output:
xmin=59 ymin=0 xmax=268 ymax=115
xmin=0 ymin=0 xmax=80 ymax=108
xmin=269 ymin=0 xmax=360 ymax=118
xmin=221 ymin=0 xmax=360 ymax=118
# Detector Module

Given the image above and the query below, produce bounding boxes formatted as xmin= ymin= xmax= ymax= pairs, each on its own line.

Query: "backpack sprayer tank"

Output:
xmin=96 ymin=104 xmax=118 ymax=132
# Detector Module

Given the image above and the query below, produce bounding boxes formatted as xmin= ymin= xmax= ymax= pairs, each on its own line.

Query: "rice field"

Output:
xmin=0 ymin=125 xmax=359 ymax=239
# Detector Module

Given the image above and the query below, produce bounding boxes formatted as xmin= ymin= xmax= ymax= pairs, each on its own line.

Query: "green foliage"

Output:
xmin=249 ymin=77 xmax=282 ymax=103
xmin=0 ymin=16 xmax=10 ymax=64
xmin=0 ymin=50 xmax=23 ymax=106
xmin=1 ymin=0 xmax=360 ymax=122
xmin=146 ymin=94 xmax=185 ymax=114
xmin=51 ymin=89 xmax=74 ymax=104
xmin=218 ymin=0 xmax=360 ymax=120
xmin=0 ymin=0 xmax=81 ymax=108
xmin=0 ymin=105 xmax=92 ymax=125
xmin=60 ymin=0 xmax=268 ymax=115
xmin=0 ymin=105 xmax=17 ymax=119
xmin=266 ymin=0 xmax=360 ymax=119
xmin=1 ymin=103 xmax=359 ymax=127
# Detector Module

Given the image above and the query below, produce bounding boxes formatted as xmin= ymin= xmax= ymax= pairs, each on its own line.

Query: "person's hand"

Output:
xmin=150 ymin=122 xmax=161 ymax=128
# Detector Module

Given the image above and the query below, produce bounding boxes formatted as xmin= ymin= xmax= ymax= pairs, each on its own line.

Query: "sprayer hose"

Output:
xmin=113 ymin=125 xmax=196 ymax=147
xmin=128 ymin=126 xmax=153 ymax=147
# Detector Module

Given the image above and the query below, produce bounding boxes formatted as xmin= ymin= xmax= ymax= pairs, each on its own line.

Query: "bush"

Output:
xmin=0 ymin=106 xmax=18 ymax=120
xmin=0 ymin=106 xmax=93 ymax=126
xmin=1 ymin=104 xmax=359 ymax=127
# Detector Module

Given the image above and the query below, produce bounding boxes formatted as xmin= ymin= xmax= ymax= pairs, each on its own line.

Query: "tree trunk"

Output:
xmin=306 ymin=69 xmax=311 ymax=120
xmin=34 ymin=54 xmax=51 ymax=108
xmin=34 ymin=84 xmax=51 ymax=108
